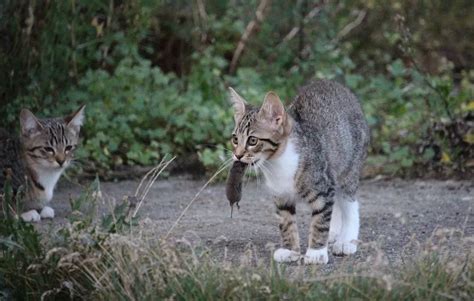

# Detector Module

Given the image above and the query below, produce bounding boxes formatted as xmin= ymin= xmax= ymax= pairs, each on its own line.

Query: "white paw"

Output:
xmin=304 ymin=247 xmax=329 ymax=264
xmin=273 ymin=248 xmax=301 ymax=263
xmin=332 ymin=241 xmax=357 ymax=255
xmin=40 ymin=206 xmax=55 ymax=219
xmin=21 ymin=210 xmax=41 ymax=222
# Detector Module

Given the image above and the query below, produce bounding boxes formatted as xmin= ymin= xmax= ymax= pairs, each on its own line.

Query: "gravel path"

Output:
xmin=43 ymin=177 xmax=473 ymax=269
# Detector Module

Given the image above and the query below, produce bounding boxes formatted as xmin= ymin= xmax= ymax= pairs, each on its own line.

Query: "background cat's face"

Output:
xmin=229 ymin=88 xmax=289 ymax=165
xmin=20 ymin=106 xmax=85 ymax=170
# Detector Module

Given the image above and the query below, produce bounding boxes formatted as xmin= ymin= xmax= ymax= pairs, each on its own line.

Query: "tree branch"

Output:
xmin=229 ymin=0 xmax=271 ymax=74
xmin=280 ymin=4 xmax=323 ymax=45
xmin=331 ymin=10 xmax=366 ymax=44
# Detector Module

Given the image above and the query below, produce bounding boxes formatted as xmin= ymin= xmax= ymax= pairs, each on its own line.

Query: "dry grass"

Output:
xmin=64 ymin=225 xmax=473 ymax=300
xmin=1 ymin=163 xmax=473 ymax=300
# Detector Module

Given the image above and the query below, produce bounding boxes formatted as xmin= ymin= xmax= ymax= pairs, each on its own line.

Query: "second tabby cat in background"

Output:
xmin=0 ymin=106 xmax=85 ymax=222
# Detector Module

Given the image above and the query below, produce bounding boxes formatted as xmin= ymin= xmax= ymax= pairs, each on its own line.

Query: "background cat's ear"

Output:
xmin=65 ymin=104 xmax=86 ymax=131
xmin=20 ymin=109 xmax=43 ymax=137
xmin=259 ymin=92 xmax=285 ymax=128
xmin=229 ymin=87 xmax=246 ymax=122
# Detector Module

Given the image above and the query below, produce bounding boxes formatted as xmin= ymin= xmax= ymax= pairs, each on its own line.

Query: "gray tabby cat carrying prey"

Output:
xmin=228 ymin=80 xmax=369 ymax=264
xmin=0 ymin=106 xmax=85 ymax=222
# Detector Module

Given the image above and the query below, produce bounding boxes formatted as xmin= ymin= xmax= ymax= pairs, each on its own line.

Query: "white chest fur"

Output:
xmin=37 ymin=168 xmax=64 ymax=202
xmin=262 ymin=139 xmax=299 ymax=197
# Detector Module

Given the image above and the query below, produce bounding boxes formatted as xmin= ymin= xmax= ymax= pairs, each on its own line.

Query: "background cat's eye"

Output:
xmin=232 ymin=135 xmax=238 ymax=145
xmin=43 ymin=146 xmax=55 ymax=154
xmin=65 ymin=145 xmax=73 ymax=152
xmin=247 ymin=136 xmax=258 ymax=146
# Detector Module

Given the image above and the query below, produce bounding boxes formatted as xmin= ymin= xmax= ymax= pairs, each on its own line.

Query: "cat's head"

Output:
xmin=229 ymin=88 xmax=292 ymax=165
xmin=20 ymin=105 xmax=85 ymax=170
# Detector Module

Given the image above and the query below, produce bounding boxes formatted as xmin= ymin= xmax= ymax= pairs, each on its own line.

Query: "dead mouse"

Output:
xmin=225 ymin=161 xmax=247 ymax=217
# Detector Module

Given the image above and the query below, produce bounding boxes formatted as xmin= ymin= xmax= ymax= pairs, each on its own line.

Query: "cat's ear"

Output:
xmin=259 ymin=92 xmax=286 ymax=129
xmin=65 ymin=105 xmax=85 ymax=131
xmin=20 ymin=109 xmax=43 ymax=137
xmin=229 ymin=87 xmax=247 ymax=122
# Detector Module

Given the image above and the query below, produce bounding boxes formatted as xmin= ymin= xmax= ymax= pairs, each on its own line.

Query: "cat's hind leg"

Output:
xmin=273 ymin=198 xmax=301 ymax=263
xmin=304 ymin=193 xmax=334 ymax=264
xmin=332 ymin=196 xmax=359 ymax=256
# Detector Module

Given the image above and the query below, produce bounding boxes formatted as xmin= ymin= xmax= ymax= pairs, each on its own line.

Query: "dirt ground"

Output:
xmin=43 ymin=176 xmax=473 ymax=269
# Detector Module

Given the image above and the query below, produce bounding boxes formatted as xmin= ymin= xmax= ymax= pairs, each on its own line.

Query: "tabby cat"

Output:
xmin=0 ymin=106 xmax=85 ymax=222
xmin=229 ymin=80 xmax=369 ymax=264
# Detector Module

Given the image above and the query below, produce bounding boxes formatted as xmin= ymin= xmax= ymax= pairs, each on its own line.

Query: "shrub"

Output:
xmin=1 ymin=0 xmax=472 ymax=175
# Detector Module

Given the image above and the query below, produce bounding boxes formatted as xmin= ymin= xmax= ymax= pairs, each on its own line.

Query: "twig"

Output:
xmin=70 ymin=0 xmax=78 ymax=79
xmin=229 ymin=0 xmax=271 ymax=74
xmin=298 ymin=0 xmax=308 ymax=58
xmin=194 ymin=0 xmax=208 ymax=42
xmin=196 ymin=0 xmax=208 ymax=21
xmin=331 ymin=10 xmax=366 ymax=43
xmin=280 ymin=4 xmax=323 ymax=45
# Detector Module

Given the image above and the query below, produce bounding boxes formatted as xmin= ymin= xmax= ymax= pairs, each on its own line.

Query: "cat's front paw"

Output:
xmin=273 ymin=248 xmax=301 ymax=263
xmin=21 ymin=210 xmax=41 ymax=222
xmin=304 ymin=247 xmax=328 ymax=264
xmin=332 ymin=241 xmax=357 ymax=256
xmin=40 ymin=206 xmax=55 ymax=219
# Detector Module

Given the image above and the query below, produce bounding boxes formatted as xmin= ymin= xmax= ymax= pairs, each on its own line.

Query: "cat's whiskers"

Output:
xmin=251 ymin=164 xmax=260 ymax=187
xmin=243 ymin=166 xmax=251 ymax=191
xmin=221 ymin=147 xmax=234 ymax=153
xmin=257 ymin=161 xmax=274 ymax=181
xmin=222 ymin=157 xmax=234 ymax=168
xmin=68 ymin=159 xmax=81 ymax=168
xmin=255 ymin=161 xmax=268 ymax=188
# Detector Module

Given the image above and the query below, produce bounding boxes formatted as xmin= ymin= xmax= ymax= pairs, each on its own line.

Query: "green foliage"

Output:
xmin=63 ymin=55 xmax=232 ymax=171
xmin=0 ymin=175 xmax=46 ymax=299
xmin=1 ymin=0 xmax=473 ymax=175
xmin=0 ymin=176 xmax=140 ymax=299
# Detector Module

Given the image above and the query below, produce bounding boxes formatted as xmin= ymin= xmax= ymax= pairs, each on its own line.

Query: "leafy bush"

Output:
xmin=1 ymin=0 xmax=472 ymax=175
xmin=64 ymin=56 xmax=231 ymax=169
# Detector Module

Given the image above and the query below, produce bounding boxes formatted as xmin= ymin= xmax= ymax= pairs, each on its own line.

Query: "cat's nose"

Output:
xmin=56 ymin=158 xmax=65 ymax=166
xmin=235 ymin=154 xmax=244 ymax=160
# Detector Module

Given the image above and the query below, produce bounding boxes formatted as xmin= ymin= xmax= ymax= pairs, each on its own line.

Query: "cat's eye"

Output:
xmin=65 ymin=145 xmax=73 ymax=152
xmin=231 ymin=135 xmax=238 ymax=145
xmin=247 ymin=136 xmax=259 ymax=146
xmin=43 ymin=146 xmax=55 ymax=154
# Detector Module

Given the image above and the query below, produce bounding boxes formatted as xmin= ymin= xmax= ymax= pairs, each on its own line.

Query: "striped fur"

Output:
xmin=229 ymin=80 xmax=369 ymax=264
xmin=0 ymin=106 xmax=85 ymax=221
xmin=275 ymin=200 xmax=300 ymax=252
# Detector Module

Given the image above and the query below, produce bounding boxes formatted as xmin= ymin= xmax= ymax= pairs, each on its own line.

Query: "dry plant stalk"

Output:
xmin=229 ymin=0 xmax=271 ymax=74
xmin=133 ymin=156 xmax=176 ymax=217
xmin=331 ymin=10 xmax=367 ymax=43
xmin=163 ymin=162 xmax=231 ymax=239
xmin=280 ymin=4 xmax=324 ymax=45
